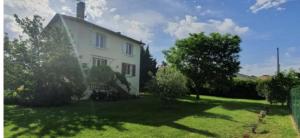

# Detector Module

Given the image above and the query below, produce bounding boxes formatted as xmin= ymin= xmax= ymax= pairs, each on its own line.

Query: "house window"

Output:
xmin=96 ymin=33 xmax=105 ymax=48
xmin=92 ymin=57 xmax=107 ymax=66
xmin=125 ymin=43 xmax=133 ymax=56
xmin=122 ymin=63 xmax=136 ymax=76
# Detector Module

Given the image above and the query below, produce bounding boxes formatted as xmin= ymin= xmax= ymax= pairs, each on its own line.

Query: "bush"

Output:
xmin=4 ymin=90 xmax=18 ymax=105
xmin=229 ymin=80 xmax=263 ymax=99
xmin=147 ymin=66 xmax=188 ymax=103
xmin=87 ymin=65 xmax=133 ymax=101
xmin=201 ymin=79 xmax=263 ymax=99
xmin=256 ymin=79 xmax=271 ymax=100
xmin=90 ymin=90 xmax=137 ymax=101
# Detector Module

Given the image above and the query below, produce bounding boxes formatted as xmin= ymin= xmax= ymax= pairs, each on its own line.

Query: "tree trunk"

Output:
xmin=196 ymin=93 xmax=200 ymax=100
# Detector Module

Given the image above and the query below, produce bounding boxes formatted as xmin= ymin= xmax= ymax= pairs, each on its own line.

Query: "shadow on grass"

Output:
xmin=4 ymin=94 xmax=285 ymax=138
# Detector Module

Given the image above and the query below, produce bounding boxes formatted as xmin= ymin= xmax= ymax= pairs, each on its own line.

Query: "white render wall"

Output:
xmin=63 ymin=18 xmax=141 ymax=95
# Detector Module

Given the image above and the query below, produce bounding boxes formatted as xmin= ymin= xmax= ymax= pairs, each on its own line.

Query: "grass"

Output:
xmin=4 ymin=94 xmax=299 ymax=138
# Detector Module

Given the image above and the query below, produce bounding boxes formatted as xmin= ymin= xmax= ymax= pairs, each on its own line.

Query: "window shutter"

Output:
xmin=122 ymin=63 xmax=126 ymax=75
xmin=103 ymin=59 xmax=107 ymax=65
xmin=131 ymin=45 xmax=133 ymax=56
xmin=96 ymin=33 xmax=99 ymax=48
xmin=100 ymin=35 xmax=104 ymax=48
xmin=92 ymin=57 xmax=96 ymax=66
xmin=102 ymin=35 xmax=106 ymax=48
xmin=132 ymin=64 xmax=136 ymax=76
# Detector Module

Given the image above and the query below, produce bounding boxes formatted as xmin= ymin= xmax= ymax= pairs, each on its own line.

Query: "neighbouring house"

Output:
xmin=45 ymin=1 xmax=144 ymax=98
xmin=259 ymin=75 xmax=272 ymax=80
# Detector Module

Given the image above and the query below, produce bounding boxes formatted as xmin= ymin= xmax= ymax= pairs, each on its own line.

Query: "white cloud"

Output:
xmin=61 ymin=6 xmax=73 ymax=15
xmin=276 ymin=7 xmax=285 ymax=11
xmin=250 ymin=0 xmax=287 ymax=13
xmin=85 ymin=0 xmax=108 ymax=19
xmin=196 ymin=5 xmax=202 ymax=9
xmin=4 ymin=14 xmax=23 ymax=35
xmin=4 ymin=0 xmax=55 ymax=19
xmin=285 ymin=46 xmax=296 ymax=57
xmin=164 ymin=15 xmax=249 ymax=39
xmin=4 ymin=0 xmax=55 ymax=37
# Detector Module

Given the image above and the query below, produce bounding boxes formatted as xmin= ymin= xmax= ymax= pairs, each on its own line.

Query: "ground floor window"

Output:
xmin=92 ymin=57 xmax=107 ymax=66
xmin=122 ymin=63 xmax=136 ymax=76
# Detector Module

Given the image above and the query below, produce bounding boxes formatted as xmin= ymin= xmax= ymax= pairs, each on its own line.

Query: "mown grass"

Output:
xmin=4 ymin=94 xmax=299 ymax=138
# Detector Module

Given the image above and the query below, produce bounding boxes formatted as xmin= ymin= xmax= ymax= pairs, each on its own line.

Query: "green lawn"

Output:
xmin=4 ymin=94 xmax=299 ymax=138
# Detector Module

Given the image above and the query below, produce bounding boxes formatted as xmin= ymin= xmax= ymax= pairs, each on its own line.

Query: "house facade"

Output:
xmin=46 ymin=2 xmax=143 ymax=96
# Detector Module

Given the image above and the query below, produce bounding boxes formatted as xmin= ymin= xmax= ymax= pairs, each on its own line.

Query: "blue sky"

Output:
xmin=4 ymin=0 xmax=300 ymax=76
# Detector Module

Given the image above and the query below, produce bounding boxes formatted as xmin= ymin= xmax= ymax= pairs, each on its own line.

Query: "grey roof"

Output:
xmin=47 ymin=13 xmax=145 ymax=45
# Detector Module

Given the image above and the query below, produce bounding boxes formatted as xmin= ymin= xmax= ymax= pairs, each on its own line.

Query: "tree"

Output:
xmin=4 ymin=14 xmax=86 ymax=106
xmin=164 ymin=33 xmax=241 ymax=100
xmin=140 ymin=45 xmax=157 ymax=91
xmin=147 ymin=66 xmax=188 ymax=104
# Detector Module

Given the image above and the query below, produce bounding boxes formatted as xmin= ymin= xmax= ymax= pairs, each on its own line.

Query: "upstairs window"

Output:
xmin=125 ymin=43 xmax=133 ymax=56
xmin=92 ymin=57 xmax=107 ymax=66
xmin=96 ymin=33 xmax=105 ymax=48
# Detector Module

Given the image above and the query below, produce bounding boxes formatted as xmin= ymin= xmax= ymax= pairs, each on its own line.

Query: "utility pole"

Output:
xmin=277 ymin=48 xmax=280 ymax=74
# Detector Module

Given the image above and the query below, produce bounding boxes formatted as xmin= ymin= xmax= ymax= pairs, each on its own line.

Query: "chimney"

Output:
xmin=76 ymin=1 xmax=85 ymax=19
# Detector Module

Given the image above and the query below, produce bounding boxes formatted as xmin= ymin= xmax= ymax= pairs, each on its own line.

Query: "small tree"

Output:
xmin=140 ymin=46 xmax=157 ymax=91
xmin=256 ymin=79 xmax=271 ymax=100
xmin=147 ymin=66 xmax=188 ymax=104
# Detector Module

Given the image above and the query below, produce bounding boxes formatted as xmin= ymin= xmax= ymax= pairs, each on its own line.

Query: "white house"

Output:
xmin=46 ymin=1 xmax=144 ymax=97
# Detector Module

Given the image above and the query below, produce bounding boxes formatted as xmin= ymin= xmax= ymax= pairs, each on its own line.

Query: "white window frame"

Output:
xmin=96 ymin=33 xmax=105 ymax=48
xmin=125 ymin=43 xmax=133 ymax=56
xmin=92 ymin=56 xmax=108 ymax=67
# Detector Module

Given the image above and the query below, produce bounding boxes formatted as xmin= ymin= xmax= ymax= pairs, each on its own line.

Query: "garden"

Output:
xmin=4 ymin=14 xmax=300 ymax=138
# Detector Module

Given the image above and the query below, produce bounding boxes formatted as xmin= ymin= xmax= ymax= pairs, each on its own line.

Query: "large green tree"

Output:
xmin=4 ymin=14 xmax=86 ymax=106
xmin=140 ymin=45 xmax=157 ymax=91
xmin=164 ymin=33 xmax=241 ymax=99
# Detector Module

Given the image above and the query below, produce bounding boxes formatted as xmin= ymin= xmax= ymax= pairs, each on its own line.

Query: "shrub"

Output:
xmin=221 ymin=80 xmax=262 ymax=99
xmin=90 ymin=90 xmax=137 ymax=101
xmin=256 ymin=80 xmax=271 ymax=100
xmin=202 ymin=79 xmax=263 ymax=99
xmin=4 ymin=90 xmax=18 ymax=105
xmin=87 ymin=65 xmax=133 ymax=101
xmin=147 ymin=66 xmax=188 ymax=103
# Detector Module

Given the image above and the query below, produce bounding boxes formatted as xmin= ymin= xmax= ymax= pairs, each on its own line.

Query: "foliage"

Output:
xmin=87 ymin=65 xmax=132 ymax=101
xmin=147 ymin=66 xmax=188 ymax=103
xmin=202 ymin=79 xmax=263 ymax=99
xmin=4 ymin=14 xmax=86 ymax=106
xmin=87 ymin=66 xmax=115 ymax=84
xmin=4 ymin=90 xmax=19 ymax=105
xmin=290 ymin=85 xmax=300 ymax=131
xmin=228 ymin=80 xmax=262 ymax=99
xmin=90 ymin=90 xmax=137 ymax=101
xmin=267 ymin=73 xmax=290 ymax=105
xmin=164 ymin=32 xmax=241 ymax=99
xmin=256 ymin=79 xmax=271 ymax=100
xmin=140 ymin=46 xmax=157 ymax=91
xmin=115 ymin=72 xmax=131 ymax=91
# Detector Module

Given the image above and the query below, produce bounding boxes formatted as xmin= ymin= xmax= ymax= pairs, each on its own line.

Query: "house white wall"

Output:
xmin=61 ymin=17 xmax=141 ymax=95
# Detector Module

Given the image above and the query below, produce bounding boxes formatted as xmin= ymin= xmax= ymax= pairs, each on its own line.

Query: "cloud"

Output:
xmin=85 ymin=0 xmax=108 ymax=19
xmin=4 ymin=0 xmax=55 ymax=19
xmin=284 ymin=46 xmax=296 ymax=57
xmin=83 ymin=1 xmax=158 ymax=43
xmin=250 ymin=0 xmax=287 ymax=13
xmin=164 ymin=15 xmax=249 ymax=39
xmin=61 ymin=6 xmax=74 ymax=15
xmin=4 ymin=14 xmax=23 ymax=35
xmin=195 ymin=5 xmax=202 ymax=9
